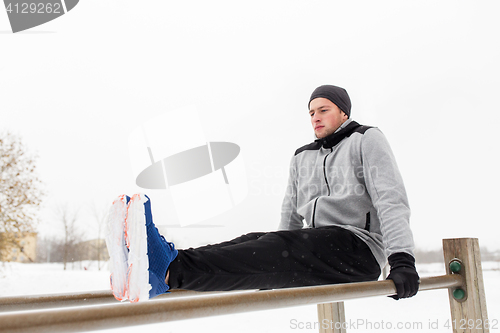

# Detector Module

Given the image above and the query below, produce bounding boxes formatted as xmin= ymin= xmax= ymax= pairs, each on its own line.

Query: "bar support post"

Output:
xmin=443 ymin=238 xmax=489 ymax=333
xmin=317 ymin=301 xmax=346 ymax=333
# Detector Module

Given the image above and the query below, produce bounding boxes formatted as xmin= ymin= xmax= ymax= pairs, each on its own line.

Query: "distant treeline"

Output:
xmin=414 ymin=247 xmax=500 ymax=264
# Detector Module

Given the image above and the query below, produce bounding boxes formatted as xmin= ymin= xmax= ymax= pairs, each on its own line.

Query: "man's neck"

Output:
xmin=314 ymin=118 xmax=354 ymax=140
xmin=335 ymin=118 xmax=353 ymax=134
xmin=315 ymin=118 xmax=360 ymax=149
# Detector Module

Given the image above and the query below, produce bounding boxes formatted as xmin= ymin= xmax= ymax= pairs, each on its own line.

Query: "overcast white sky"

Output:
xmin=1 ymin=0 xmax=499 ymax=251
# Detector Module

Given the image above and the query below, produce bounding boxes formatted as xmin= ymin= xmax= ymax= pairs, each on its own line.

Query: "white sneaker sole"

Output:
xmin=105 ymin=195 xmax=129 ymax=301
xmin=126 ymin=193 xmax=151 ymax=303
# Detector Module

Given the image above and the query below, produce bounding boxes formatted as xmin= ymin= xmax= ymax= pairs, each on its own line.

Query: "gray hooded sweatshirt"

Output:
xmin=279 ymin=118 xmax=415 ymax=269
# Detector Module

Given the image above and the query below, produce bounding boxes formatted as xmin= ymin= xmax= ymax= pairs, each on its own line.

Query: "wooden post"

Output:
xmin=443 ymin=238 xmax=490 ymax=333
xmin=317 ymin=302 xmax=346 ymax=333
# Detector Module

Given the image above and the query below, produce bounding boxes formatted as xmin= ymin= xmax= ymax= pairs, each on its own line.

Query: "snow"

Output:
xmin=1 ymin=261 xmax=499 ymax=332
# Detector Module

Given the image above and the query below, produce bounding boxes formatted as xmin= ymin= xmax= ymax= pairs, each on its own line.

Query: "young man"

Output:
xmin=106 ymin=85 xmax=419 ymax=303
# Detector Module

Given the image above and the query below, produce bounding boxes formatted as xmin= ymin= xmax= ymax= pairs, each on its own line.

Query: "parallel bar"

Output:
xmin=0 ymin=290 xmax=113 ymax=312
xmin=0 ymin=274 xmax=463 ymax=333
xmin=0 ymin=289 xmax=223 ymax=312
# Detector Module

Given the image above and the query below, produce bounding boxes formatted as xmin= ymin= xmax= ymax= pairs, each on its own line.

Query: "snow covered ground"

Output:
xmin=1 ymin=261 xmax=499 ymax=332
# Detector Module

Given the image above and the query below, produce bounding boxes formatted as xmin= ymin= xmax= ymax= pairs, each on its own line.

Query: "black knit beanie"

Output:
xmin=308 ymin=85 xmax=351 ymax=118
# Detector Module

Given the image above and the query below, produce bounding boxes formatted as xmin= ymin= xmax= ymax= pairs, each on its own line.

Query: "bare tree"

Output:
xmin=36 ymin=236 xmax=63 ymax=263
xmin=55 ymin=204 xmax=83 ymax=270
xmin=0 ymin=131 xmax=44 ymax=260
xmin=89 ymin=200 xmax=109 ymax=270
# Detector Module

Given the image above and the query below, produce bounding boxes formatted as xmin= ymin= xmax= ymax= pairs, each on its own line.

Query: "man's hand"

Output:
xmin=386 ymin=252 xmax=419 ymax=300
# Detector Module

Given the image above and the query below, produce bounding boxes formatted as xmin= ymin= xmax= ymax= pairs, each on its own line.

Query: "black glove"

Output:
xmin=386 ymin=252 xmax=419 ymax=300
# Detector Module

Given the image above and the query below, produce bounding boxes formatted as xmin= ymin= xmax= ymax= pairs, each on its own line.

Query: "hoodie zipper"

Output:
xmin=312 ymin=147 xmax=333 ymax=228
xmin=311 ymin=198 xmax=319 ymax=228
xmin=323 ymin=148 xmax=333 ymax=195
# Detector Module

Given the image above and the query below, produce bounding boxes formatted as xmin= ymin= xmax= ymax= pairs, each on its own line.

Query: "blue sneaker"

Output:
xmin=126 ymin=193 xmax=178 ymax=302
xmin=105 ymin=195 xmax=130 ymax=301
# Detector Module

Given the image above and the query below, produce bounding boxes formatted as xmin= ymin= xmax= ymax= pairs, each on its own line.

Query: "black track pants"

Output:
xmin=168 ymin=226 xmax=381 ymax=291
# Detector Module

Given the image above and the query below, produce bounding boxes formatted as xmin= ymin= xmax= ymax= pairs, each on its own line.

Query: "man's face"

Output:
xmin=309 ymin=98 xmax=348 ymax=139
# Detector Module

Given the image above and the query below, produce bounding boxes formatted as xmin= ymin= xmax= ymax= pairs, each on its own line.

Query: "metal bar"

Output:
xmin=0 ymin=289 xmax=222 ymax=312
xmin=0 ymin=290 xmax=113 ymax=312
xmin=0 ymin=274 xmax=463 ymax=333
